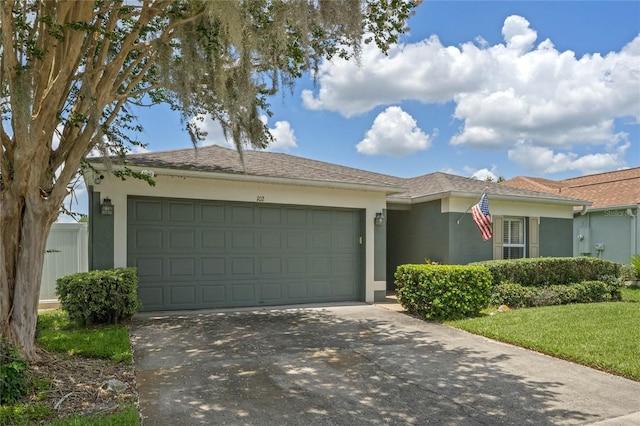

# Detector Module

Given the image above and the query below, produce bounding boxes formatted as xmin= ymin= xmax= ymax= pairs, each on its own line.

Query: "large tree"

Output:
xmin=0 ymin=0 xmax=418 ymax=358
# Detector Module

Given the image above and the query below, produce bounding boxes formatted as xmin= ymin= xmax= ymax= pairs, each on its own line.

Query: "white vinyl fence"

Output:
xmin=41 ymin=223 xmax=88 ymax=304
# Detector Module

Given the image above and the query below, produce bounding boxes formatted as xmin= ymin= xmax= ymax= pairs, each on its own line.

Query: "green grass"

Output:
xmin=0 ymin=310 xmax=137 ymax=425
xmin=44 ymin=404 xmax=139 ymax=426
xmin=448 ymin=300 xmax=640 ymax=381
xmin=36 ymin=310 xmax=132 ymax=363
xmin=621 ymin=285 xmax=640 ymax=302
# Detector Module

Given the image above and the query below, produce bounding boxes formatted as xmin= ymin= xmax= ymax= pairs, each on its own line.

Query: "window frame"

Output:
xmin=502 ymin=217 xmax=526 ymax=259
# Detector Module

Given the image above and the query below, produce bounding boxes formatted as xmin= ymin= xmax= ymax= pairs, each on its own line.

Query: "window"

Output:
xmin=503 ymin=218 xmax=525 ymax=259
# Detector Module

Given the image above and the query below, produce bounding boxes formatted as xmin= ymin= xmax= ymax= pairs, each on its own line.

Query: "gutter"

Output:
xmin=88 ymin=163 xmax=408 ymax=195
xmin=387 ymin=190 xmax=591 ymax=207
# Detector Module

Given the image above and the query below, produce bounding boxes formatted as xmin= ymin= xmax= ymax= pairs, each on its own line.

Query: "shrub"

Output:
xmin=629 ymin=254 xmax=640 ymax=279
xmin=395 ymin=264 xmax=491 ymax=320
xmin=0 ymin=338 xmax=29 ymax=405
xmin=472 ymin=257 xmax=621 ymax=287
xmin=56 ymin=268 xmax=141 ymax=326
xmin=620 ymin=264 xmax=637 ymax=282
xmin=490 ymin=280 xmax=622 ymax=308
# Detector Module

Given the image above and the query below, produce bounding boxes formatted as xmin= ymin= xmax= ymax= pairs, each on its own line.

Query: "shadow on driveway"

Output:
xmin=131 ymin=304 xmax=640 ymax=425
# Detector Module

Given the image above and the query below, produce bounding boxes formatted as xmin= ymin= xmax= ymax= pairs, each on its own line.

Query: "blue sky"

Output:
xmin=63 ymin=1 xmax=640 ymax=220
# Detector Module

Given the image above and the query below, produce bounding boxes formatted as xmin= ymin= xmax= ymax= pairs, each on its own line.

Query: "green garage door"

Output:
xmin=127 ymin=196 xmax=363 ymax=311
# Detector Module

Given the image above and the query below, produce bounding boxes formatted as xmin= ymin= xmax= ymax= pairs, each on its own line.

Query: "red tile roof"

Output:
xmin=502 ymin=168 xmax=640 ymax=209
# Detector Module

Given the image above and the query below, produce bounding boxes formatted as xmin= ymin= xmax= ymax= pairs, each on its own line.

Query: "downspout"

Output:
xmin=628 ymin=206 xmax=638 ymax=256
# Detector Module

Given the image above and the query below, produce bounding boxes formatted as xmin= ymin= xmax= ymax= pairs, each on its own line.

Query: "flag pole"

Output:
xmin=456 ymin=187 xmax=488 ymax=224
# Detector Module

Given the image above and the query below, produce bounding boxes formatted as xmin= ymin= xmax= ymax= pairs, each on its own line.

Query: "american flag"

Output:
xmin=471 ymin=193 xmax=492 ymax=240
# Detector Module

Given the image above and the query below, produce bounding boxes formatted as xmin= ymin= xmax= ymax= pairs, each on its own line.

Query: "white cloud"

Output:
xmin=356 ymin=106 xmax=432 ymax=156
xmin=191 ymin=114 xmax=297 ymax=151
xmin=507 ymin=139 xmax=630 ymax=175
xmin=301 ymin=14 xmax=639 ymax=172
xmin=466 ymin=165 xmax=499 ymax=181
xmin=265 ymin=120 xmax=297 ymax=151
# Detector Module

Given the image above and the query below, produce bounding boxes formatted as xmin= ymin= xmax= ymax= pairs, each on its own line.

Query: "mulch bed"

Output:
xmin=24 ymin=349 xmax=138 ymax=423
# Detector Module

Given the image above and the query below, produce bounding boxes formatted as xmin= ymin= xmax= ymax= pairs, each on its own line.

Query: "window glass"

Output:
xmin=503 ymin=218 xmax=525 ymax=259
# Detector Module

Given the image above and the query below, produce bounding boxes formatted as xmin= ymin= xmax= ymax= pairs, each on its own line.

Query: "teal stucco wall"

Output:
xmin=386 ymin=200 xmax=449 ymax=289
xmin=447 ymin=212 xmax=493 ymax=264
xmin=539 ymin=217 xmax=573 ymax=257
xmin=88 ymin=189 xmax=114 ymax=270
xmin=573 ymin=208 xmax=640 ymax=264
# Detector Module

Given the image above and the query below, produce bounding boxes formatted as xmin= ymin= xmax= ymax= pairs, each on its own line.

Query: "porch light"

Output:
xmin=101 ymin=198 xmax=114 ymax=216
xmin=374 ymin=211 xmax=384 ymax=226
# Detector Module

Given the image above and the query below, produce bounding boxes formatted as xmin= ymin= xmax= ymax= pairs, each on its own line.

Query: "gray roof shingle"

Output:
xmin=94 ymin=145 xmax=588 ymax=205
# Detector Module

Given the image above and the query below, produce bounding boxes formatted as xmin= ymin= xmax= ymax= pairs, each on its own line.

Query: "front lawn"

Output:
xmin=0 ymin=310 xmax=138 ymax=426
xmin=447 ymin=295 xmax=640 ymax=381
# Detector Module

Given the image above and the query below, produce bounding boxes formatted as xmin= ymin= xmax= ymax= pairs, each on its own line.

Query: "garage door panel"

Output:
xmin=230 ymin=205 xmax=254 ymax=224
xmin=231 ymin=257 xmax=254 ymax=275
xmin=169 ymin=258 xmax=196 ymax=277
xmin=201 ymin=204 xmax=225 ymax=223
xmin=285 ymin=208 xmax=307 ymax=226
xmin=201 ymin=230 xmax=225 ymax=249
xmin=169 ymin=202 xmax=195 ymax=222
xmin=231 ymin=230 xmax=254 ymax=249
xmin=259 ymin=258 xmax=282 ymax=274
xmin=201 ymin=284 xmax=226 ymax=304
xmin=335 ymin=233 xmax=357 ymax=250
xmin=312 ymin=210 xmax=332 ymax=226
xmin=133 ymin=257 xmax=163 ymax=278
xmin=202 ymin=257 xmax=225 ymax=275
xmin=231 ymin=283 xmax=255 ymax=303
xmin=312 ymin=232 xmax=331 ymax=249
xmin=131 ymin=200 xmax=163 ymax=222
xmin=138 ymin=286 xmax=164 ymax=308
xmin=285 ymin=282 xmax=308 ymax=299
xmin=259 ymin=282 xmax=283 ymax=301
xmin=260 ymin=207 xmax=282 ymax=225
xmin=259 ymin=232 xmax=281 ymax=249
xmin=286 ymin=232 xmax=307 ymax=249
xmin=129 ymin=197 xmax=362 ymax=311
xmin=131 ymin=229 xmax=163 ymax=250
xmin=310 ymin=257 xmax=331 ymax=274
xmin=169 ymin=285 xmax=196 ymax=305
xmin=310 ymin=281 xmax=332 ymax=298
xmin=169 ymin=229 xmax=196 ymax=250
xmin=285 ymin=257 xmax=307 ymax=275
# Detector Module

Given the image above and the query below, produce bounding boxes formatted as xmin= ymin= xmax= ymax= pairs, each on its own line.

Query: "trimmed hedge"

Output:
xmin=56 ymin=267 xmax=141 ymax=326
xmin=490 ymin=280 xmax=622 ymax=308
xmin=472 ymin=257 xmax=621 ymax=288
xmin=395 ymin=264 xmax=491 ymax=320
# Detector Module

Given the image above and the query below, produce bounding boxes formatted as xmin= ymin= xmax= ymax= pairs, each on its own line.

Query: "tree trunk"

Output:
xmin=0 ymin=192 xmax=57 ymax=359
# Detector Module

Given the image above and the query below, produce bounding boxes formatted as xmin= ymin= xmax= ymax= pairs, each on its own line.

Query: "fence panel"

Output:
xmin=41 ymin=223 xmax=88 ymax=302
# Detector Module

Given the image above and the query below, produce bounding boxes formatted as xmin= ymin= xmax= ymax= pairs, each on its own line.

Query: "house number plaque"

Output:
xmin=256 ymin=195 xmax=265 ymax=202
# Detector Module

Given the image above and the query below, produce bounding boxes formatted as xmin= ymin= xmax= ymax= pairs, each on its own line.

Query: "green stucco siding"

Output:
xmin=88 ymin=190 xmax=114 ymax=270
xmin=539 ymin=217 xmax=573 ymax=257
xmin=374 ymin=209 xmax=386 ymax=281
xmin=386 ymin=201 xmax=449 ymax=289
xmin=447 ymin=213 xmax=493 ymax=264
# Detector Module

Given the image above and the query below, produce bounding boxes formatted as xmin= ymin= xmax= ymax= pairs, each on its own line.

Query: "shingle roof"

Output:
xmin=92 ymin=145 xmax=588 ymax=205
xmin=389 ymin=172 xmax=587 ymax=204
xmin=502 ymin=168 xmax=640 ymax=209
xmin=102 ymin=144 xmax=406 ymax=191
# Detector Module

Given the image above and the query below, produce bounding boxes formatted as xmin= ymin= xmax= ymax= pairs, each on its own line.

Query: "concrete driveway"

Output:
xmin=131 ymin=304 xmax=640 ymax=425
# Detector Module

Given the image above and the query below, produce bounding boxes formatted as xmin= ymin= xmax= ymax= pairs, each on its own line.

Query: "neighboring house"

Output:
xmin=503 ymin=168 xmax=640 ymax=264
xmin=86 ymin=145 xmax=588 ymax=311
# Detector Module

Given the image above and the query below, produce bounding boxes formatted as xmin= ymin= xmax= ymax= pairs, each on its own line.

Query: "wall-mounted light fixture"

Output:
xmin=374 ymin=211 xmax=385 ymax=226
xmin=101 ymin=198 xmax=114 ymax=215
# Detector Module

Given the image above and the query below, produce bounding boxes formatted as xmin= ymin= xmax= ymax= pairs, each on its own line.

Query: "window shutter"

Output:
xmin=492 ymin=215 xmax=503 ymax=260
xmin=529 ymin=217 xmax=539 ymax=258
